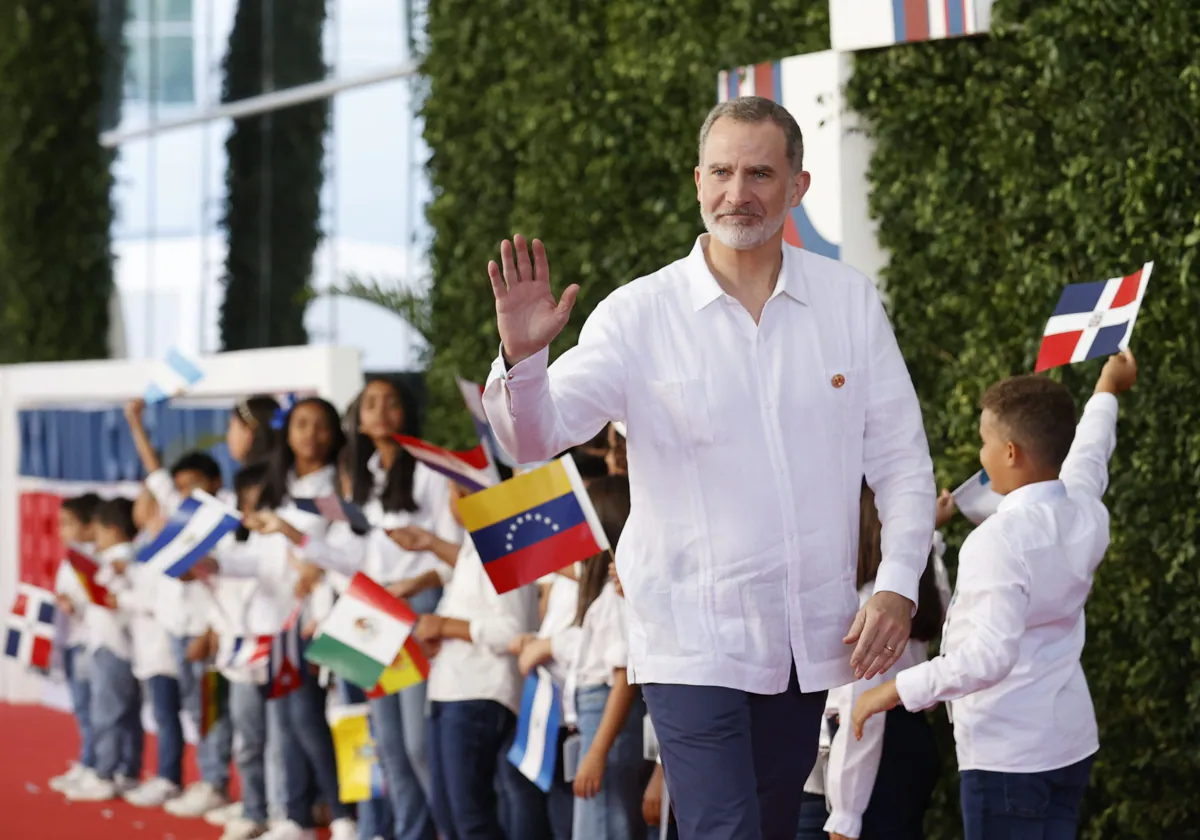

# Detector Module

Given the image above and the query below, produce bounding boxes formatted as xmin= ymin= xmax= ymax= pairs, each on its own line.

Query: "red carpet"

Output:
xmin=1 ymin=702 xmax=230 ymax=840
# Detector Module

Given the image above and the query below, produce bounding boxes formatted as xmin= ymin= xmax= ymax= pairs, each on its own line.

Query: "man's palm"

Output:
xmin=488 ymin=235 xmax=579 ymax=364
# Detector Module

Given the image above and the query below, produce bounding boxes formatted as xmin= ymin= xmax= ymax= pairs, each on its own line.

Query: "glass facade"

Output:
xmin=105 ymin=0 xmax=429 ymax=370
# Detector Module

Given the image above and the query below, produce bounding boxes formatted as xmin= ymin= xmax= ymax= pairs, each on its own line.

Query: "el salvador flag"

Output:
xmin=137 ymin=489 xmax=241 ymax=577
xmin=507 ymin=667 xmax=562 ymax=792
xmin=144 ymin=347 xmax=205 ymax=404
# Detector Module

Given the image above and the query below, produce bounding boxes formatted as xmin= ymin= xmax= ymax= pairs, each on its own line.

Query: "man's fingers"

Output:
xmin=860 ymin=634 xmax=908 ymax=680
xmin=487 ymin=260 xmax=507 ymax=299
xmin=850 ymin=611 xmax=881 ymax=669
xmin=514 ymin=234 xmax=535 ymax=284
xmin=500 ymin=239 xmax=520 ymax=287
xmin=557 ymin=284 xmax=580 ymax=318
xmin=532 ymin=238 xmax=551 ymax=287
xmin=843 ymin=608 xmax=866 ymax=644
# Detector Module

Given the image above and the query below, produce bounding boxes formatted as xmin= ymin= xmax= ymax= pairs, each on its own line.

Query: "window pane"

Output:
xmin=158 ymin=35 xmax=195 ymax=104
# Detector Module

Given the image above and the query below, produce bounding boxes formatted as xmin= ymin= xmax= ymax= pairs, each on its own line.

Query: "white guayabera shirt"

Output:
xmin=484 ymin=235 xmax=936 ymax=694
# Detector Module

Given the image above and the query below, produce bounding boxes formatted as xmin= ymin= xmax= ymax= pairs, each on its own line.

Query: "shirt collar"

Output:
xmin=367 ymin=450 xmax=388 ymax=494
xmin=685 ymin=235 xmax=809 ymax=312
xmin=288 ymin=464 xmax=338 ymax=497
xmin=996 ymin=479 xmax=1067 ymax=513
xmin=98 ymin=542 xmax=133 ymax=563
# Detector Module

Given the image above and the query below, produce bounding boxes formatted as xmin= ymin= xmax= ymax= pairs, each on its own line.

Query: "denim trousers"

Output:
xmin=64 ymin=644 xmax=95 ymax=768
xmin=572 ymin=684 xmax=651 ymax=840
xmin=147 ymin=675 xmax=184 ymax=785
xmin=90 ymin=647 xmax=144 ymax=780
xmin=171 ymin=634 xmax=232 ymax=791
xmin=960 ymin=754 xmax=1094 ymax=840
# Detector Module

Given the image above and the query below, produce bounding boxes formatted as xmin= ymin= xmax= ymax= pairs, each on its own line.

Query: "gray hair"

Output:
xmin=698 ymin=96 xmax=805 ymax=174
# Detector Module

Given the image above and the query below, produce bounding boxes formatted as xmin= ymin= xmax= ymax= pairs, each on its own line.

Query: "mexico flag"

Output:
xmin=305 ymin=573 xmax=419 ymax=690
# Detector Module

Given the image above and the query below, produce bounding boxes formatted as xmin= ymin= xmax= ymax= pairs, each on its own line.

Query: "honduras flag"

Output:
xmin=507 ymin=667 xmax=562 ymax=792
xmin=144 ymin=347 xmax=206 ymax=404
xmin=137 ymin=489 xmax=241 ymax=577
xmin=952 ymin=469 xmax=1004 ymax=525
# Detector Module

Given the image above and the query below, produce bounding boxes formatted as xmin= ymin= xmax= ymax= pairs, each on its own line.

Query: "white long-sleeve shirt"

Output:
xmin=562 ymin=582 xmax=629 ymax=724
xmin=53 ymin=545 xmax=92 ymax=649
xmin=114 ymin=561 xmax=178 ymax=681
xmin=822 ymin=545 xmax=952 ymax=838
xmin=427 ymin=539 xmax=540 ymax=712
xmin=86 ymin=543 xmax=135 ymax=660
xmin=896 ymin=393 xmax=1118 ymax=773
xmin=484 ymin=236 xmax=935 ymax=693
xmin=213 ymin=531 xmax=300 ymax=638
xmin=541 ymin=573 xmax=581 ymax=687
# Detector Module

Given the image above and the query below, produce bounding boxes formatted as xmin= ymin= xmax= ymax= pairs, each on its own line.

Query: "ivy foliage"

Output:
xmin=422 ymin=0 xmax=1199 ymax=835
xmin=218 ymin=0 xmax=328 ymax=351
xmin=847 ymin=2 xmax=1200 ymax=836
xmin=0 ymin=1 xmax=115 ymax=363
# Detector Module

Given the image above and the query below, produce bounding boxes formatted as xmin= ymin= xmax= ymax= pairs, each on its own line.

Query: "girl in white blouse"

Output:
xmin=796 ymin=484 xmax=954 ymax=840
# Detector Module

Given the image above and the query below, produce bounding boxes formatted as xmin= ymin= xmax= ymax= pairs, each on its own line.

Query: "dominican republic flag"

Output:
xmin=137 ymin=489 xmax=242 ymax=578
xmin=395 ymin=435 xmax=500 ymax=495
xmin=219 ymin=635 xmax=273 ymax=671
xmin=1035 ymin=262 xmax=1152 ymax=372
xmin=456 ymin=455 xmax=610 ymax=594
xmin=263 ymin=606 xmax=305 ymax=700
xmin=952 ymin=469 xmax=1004 ymax=525
xmin=63 ymin=549 xmax=113 ymax=607
xmin=143 ymin=347 xmax=205 ymax=404
xmin=457 ymin=376 xmax=519 ymax=468
xmin=293 ymin=496 xmax=371 ymax=535
xmin=304 ymin=573 xmax=419 ymax=690
xmin=507 ymin=667 xmax=563 ymax=792
xmin=5 ymin=584 xmax=58 ymax=670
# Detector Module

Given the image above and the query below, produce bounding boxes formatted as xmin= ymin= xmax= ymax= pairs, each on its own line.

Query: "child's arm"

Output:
xmin=854 ymin=538 xmax=1030 ymax=735
xmin=388 ymin=526 xmax=461 ymax=568
xmin=415 ymin=583 xmax=530 ymax=653
xmin=1060 ymin=350 xmax=1136 ymax=501
xmin=573 ymin=667 xmax=637 ymax=799
xmin=123 ymin=400 xmax=179 ymax=509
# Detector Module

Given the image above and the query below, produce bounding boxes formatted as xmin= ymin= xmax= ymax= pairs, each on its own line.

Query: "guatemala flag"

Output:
xmin=1035 ymin=262 xmax=1152 ymax=372
xmin=144 ymin=347 xmax=206 ymax=404
xmin=507 ymin=667 xmax=563 ymax=792
xmin=136 ymin=489 xmax=241 ymax=577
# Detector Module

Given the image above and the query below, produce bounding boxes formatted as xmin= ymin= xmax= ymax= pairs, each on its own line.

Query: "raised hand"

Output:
xmin=488 ymin=235 xmax=580 ymax=365
xmin=1095 ymin=348 xmax=1137 ymax=396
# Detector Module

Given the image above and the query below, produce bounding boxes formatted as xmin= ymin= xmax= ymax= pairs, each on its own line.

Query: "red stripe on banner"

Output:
xmin=19 ymin=492 xmax=63 ymax=590
xmin=903 ymin=0 xmax=930 ymax=40
xmin=1035 ymin=331 xmax=1083 ymax=372
xmin=753 ymin=62 xmax=775 ymax=100
xmin=783 ymin=213 xmax=803 ymax=248
xmin=1109 ymin=267 xmax=1143 ymax=309
xmin=483 ymin=521 xmax=603 ymax=594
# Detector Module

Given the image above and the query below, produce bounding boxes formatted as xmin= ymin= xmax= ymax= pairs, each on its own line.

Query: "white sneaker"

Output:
xmin=259 ymin=820 xmax=316 ymax=840
xmin=328 ymin=818 xmax=358 ymax=840
xmin=113 ymin=773 xmax=139 ymax=794
xmin=205 ymin=801 xmax=245 ymax=826
xmin=220 ymin=817 xmax=268 ymax=840
xmin=65 ymin=772 xmax=118 ymax=802
xmin=164 ymin=781 xmax=229 ymax=817
xmin=49 ymin=763 xmax=86 ymax=792
xmin=123 ymin=776 xmax=180 ymax=807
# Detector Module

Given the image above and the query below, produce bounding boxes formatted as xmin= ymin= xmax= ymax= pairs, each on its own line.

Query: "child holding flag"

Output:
xmin=852 ymin=350 xmax=1138 ymax=839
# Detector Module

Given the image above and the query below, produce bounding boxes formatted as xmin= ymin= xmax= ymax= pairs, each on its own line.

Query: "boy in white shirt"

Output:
xmin=853 ymin=350 xmax=1138 ymax=838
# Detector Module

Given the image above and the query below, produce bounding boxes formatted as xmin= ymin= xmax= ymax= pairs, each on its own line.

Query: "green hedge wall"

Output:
xmin=218 ymin=0 xmax=327 ymax=351
xmin=848 ymin=2 xmax=1200 ymax=836
xmin=422 ymin=1 xmax=1200 ymax=836
xmin=0 ymin=1 xmax=115 ymax=363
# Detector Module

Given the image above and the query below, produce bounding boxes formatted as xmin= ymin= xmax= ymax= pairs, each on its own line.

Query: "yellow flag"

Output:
xmin=329 ymin=705 xmax=383 ymax=803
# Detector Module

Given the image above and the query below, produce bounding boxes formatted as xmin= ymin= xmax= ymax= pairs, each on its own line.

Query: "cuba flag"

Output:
xmin=455 ymin=455 xmax=610 ymax=594
xmin=507 ymin=667 xmax=562 ymax=792
xmin=1035 ymin=262 xmax=1152 ymax=372
xmin=137 ymin=489 xmax=241 ymax=577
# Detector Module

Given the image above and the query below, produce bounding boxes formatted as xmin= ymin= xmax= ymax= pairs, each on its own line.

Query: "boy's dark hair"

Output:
xmin=565 ymin=449 xmax=609 ymax=481
xmin=979 ymin=375 xmax=1078 ymax=470
xmin=170 ymin=451 xmax=223 ymax=483
xmin=61 ymin=493 xmax=102 ymax=524
xmin=94 ymin=498 xmax=138 ymax=541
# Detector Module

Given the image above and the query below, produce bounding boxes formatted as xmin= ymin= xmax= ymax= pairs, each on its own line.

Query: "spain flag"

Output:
xmin=455 ymin=456 xmax=610 ymax=594
xmin=366 ymin=636 xmax=430 ymax=698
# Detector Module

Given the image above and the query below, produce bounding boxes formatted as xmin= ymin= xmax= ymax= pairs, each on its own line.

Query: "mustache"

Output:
xmin=716 ymin=207 xmax=762 ymax=219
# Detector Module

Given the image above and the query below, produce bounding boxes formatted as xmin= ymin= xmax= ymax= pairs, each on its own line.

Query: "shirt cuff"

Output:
xmin=492 ymin=344 xmax=551 ymax=392
xmin=824 ymin=810 xmax=863 ymax=838
xmin=871 ymin=561 xmax=921 ymax=612
xmin=435 ymin=561 xmax=454 ymax=585
xmin=895 ymin=663 xmax=936 ymax=712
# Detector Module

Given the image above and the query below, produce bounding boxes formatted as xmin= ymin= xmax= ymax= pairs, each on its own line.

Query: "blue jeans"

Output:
xmin=338 ymin=680 xmax=395 ymax=840
xmin=643 ymin=667 xmax=826 ymax=840
xmin=172 ymin=634 xmax=232 ymax=791
xmin=231 ymin=681 xmax=270 ymax=824
xmin=428 ymin=699 xmax=511 ymax=840
xmin=371 ymin=585 xmax=440 ymax=840
xmin=148 ymin=675 xmax=184 ymax=785
xmin=573 ymin=684 xmax=650 ymax=840
xmin=266 ymin=695 xmax=287 ymax=820
xmin=64 ymin=645 xmax=95 ymax=768
xmin=495 ymin=723 xmax=575 ymax=840
xmin=960 ymin=755 xmax=1094 ymax=840
xmin=91 ymin=647 xmax=144 ymax=780
xmin=279 ymin=668 xmax=351 ymax=827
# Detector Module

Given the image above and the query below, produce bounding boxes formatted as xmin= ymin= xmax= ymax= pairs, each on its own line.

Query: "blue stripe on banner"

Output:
xmin=470 ymin=493 xmax=587 ymax=564
xmin=4 ymin=628 xmax=20 ymax=659
xmin=772 ymin=61 xmax=783 ymax=104
xmin=946 ymin=0 xmax=965 ymax=35
xmin=728 ymin=69 xmax=738 ymax=101
xmin=1052 ymin=280 xmax=1107 ymax=317
xmin=1087 ymin=322 xmax=1129 ymax=360
xmin=165 ymin=347 xmax=204 ymax=386
xmin=892 ymin=0 xmax=907 ymax=41
xmin=790 ymin=205 xmax=841 ymax=260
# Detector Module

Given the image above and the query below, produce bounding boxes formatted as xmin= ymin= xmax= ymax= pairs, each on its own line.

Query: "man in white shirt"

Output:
xmin=853 ymin=350 xmax=1138 ymax=839
xmin=481 ymin=95 xmax=936 ymax=840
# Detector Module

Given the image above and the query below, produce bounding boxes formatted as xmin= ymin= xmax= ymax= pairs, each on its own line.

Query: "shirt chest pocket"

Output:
xmin=642 ymin=379 xmax=716 ymax=447
xmin=823 ymin=366 xmax=866 ymax=438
